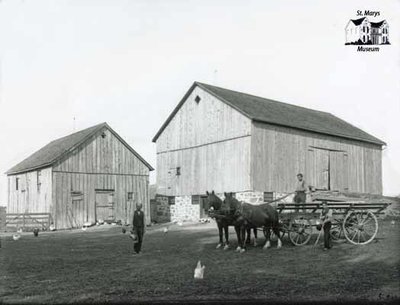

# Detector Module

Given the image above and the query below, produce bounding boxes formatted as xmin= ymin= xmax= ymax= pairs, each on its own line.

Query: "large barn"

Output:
xmin=152 ymin=82 xmax=385 ymax=222
xmin=6 ymin=123 xmax=153 ymax=229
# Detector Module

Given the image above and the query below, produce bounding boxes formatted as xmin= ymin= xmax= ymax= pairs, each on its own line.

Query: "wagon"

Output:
xmin=270 ymin=201 xmax=390 ymax=246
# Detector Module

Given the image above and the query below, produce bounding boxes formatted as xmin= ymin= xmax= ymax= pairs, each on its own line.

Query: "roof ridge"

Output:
xmin=152 ymin=82 xmax=385 ymax=146
xmin=6 ymin=121 xmax=153 ymax=175
xmin=351 ymin=17 xmax=366 ymax=22
xmin=6 ymin=122 xmax=108 ymax=175
xmin=50 ymin=122 xmax=106 ymax=142
xmin=196 ymin=82 xmax=331 ymax=116
xmin=47 ymin=122 xmax=108 ymax=163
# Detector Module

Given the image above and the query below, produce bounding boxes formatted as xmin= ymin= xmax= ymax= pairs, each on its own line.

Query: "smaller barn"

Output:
xmin=6 ymin=123 xmax=153 ymax=229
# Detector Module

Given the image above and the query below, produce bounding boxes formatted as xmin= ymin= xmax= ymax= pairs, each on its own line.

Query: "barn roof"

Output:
xmin=6 ymin=122 xmax=154 ymax=175
xmin=152 ymin=82 xmax=385 ymax=146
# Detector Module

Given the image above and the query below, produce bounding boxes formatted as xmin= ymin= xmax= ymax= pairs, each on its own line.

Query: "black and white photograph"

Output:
xmin=0 ymin=0 xmax=399 ymax=304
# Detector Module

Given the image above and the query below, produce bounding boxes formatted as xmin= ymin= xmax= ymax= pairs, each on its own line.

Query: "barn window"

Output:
xmin=128 ymin=192 xmax=134 ymax=200
xmin=195 ymin=95 xmax=201 ymax=104
xmin=71 ymin=191 xmax=83 ymax=202
xmin=168 ymin=196 xmax=175 ymax=205
xmin=101 ymin=132 xmax=106 ymax=138
xmin=263 ymin=192 xmax=274 ymax=203
xmin=192 ymin=195 xmax=201 ymax=205
xmin=16 ymin=178 xmax=19 ymax=190
xmin=176 ymin=167 xmax=181 ymax=176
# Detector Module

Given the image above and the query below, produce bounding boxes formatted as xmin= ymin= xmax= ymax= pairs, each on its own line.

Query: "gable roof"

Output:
xmin=7 ymin=122 xmax=153 ymax=175
xmin=152 ymin=82 xmax=385 ymax=146
xmin=351 ymin=17 xmax=367 ymax=26
xmin=371 ymin=20 xmax=386 ymax=28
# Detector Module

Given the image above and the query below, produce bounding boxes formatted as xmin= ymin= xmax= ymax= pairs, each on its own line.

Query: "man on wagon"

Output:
xmin=293 ymin=173 xmax=309 ymax=212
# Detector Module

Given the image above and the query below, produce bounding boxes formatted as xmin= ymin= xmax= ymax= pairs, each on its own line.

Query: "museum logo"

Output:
xmin=345 ymin=10 xmax=390 ymax=52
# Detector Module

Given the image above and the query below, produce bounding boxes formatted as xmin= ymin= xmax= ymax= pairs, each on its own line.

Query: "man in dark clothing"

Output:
xmin=132 ymin=204 xmax=145 ymax=254
xmin=320 ymin=201 xmax=333 ymax=250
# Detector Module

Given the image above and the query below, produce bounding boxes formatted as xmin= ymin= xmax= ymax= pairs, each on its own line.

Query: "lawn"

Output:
xmin=0 ymin=219 xmax=399 ymax=304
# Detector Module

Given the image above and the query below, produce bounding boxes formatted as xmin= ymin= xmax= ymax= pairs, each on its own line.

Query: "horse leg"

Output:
xmin=273 ymin=223 xmax=282 ymax=249
xmin=234 ymin=226 xmax=241 ymax=252
xmin=263 ymin=225 xmax=272 ymax=250
xmin=216 ymin=222 xmax=223 ymax=249
xmin=253 ymin=228 xmax=258 ymax=247
xmin=240 ymin=226 xmax=246 ymax=253
xmin=223 ymin=225 xmax=230 ymax=250
xmin=245 ymin=227 xmax=251 ymax=244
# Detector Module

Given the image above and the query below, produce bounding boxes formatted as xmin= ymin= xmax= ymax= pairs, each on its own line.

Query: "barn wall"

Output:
xmin=52 ymin=128 xmax=150 ymax=229
xmin=53 ymin=128 xmax=149 ymax=175
xmin=7 ymin=167 xmax=53 ymax=214
xmin=251 ymin=122 xmax=383 ymax=194
xmin=52 ymin=172 xmax=149 ymax=229
xmin=156 ymin=86 xmax=252 ymax=196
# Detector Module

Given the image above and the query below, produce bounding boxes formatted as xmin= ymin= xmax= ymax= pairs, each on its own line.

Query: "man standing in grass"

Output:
xmin=132 ymin=204 xmax=145 ymax=254
xmin=320 ymin=201 xmax=333 ymax=250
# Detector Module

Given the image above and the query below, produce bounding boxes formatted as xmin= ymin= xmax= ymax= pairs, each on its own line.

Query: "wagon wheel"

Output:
xmin=331 ymin=220 xmax=345 ymax=241
xmin=288 ymin=218 xmax=312 ymax=246
xmin=343 ymin=210 xmax=378 ymax=245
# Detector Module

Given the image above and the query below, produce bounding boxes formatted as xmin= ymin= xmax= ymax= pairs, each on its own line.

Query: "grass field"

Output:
xmin=0 ymin=219 xmax=399 ymax=304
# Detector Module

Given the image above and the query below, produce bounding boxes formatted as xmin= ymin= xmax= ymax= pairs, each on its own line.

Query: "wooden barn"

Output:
xmin=6 ymin=123 xmax=153 ymax=229
xmin=152 ymin=82 xmax=385 ymax=222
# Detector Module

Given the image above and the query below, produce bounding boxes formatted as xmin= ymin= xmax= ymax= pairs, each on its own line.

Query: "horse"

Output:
xmin=224 ymin=192 xmax=282 ymax=252
xmin=205 ymin=191 xmax=258 ymax=250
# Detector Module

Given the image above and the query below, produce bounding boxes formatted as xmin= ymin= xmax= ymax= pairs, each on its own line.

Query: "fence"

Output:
xmin=5 ymin=213 xmax=53 ymax=232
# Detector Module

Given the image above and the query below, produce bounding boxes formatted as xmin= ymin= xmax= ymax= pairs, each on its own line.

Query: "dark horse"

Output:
xmin=224 ymin=192 xmax=282 ymax=252
xmin=206 ymin=191 xmax=258 ymax=250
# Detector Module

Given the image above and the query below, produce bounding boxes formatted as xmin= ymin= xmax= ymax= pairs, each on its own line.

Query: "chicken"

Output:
xmin=194 ymin=260 xmax=205 ymax=279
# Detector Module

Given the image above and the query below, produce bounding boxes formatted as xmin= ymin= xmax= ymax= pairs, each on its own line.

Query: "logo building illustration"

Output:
xmin=345 ymin=17 xmax=390 ymax=45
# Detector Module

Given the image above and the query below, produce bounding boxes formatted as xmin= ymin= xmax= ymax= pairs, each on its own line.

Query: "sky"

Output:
xmin=0 ymin=0 xmax=399 ymax=206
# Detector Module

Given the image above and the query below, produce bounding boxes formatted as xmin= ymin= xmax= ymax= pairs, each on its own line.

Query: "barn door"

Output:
xmin=307 ymin=148 xmax=329 ymax=190
xmin=70 ymin=192 xmax=84 ymax=228
xmin=199 ymin=196 xmax=209 ymax=218
xmin=95 ymin=190 xmax=115 ymax=222
xmin=329 ymin=151 xmax=349 ymax=192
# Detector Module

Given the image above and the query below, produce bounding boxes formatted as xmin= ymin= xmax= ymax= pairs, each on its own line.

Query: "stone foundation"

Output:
xmin=235 ymin=191 xmax=264 ymax=205
xmin=170 ymin=196 xmax=199 ymax=222
xmin=152 ymin=190 xmax=310 ymax=223
xmin=151 ymin=195 xmax=171 ymax=223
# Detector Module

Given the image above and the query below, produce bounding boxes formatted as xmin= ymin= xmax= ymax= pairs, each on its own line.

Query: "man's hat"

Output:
xmin=297 ymin=173 xmax=303 ymax=177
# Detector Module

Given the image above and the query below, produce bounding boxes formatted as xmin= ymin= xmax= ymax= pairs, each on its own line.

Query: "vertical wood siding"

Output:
xmin=156 ymin=87 xmax=252 ymax=153
xmin=7 ymin=167 xmax=53 ymax=214
xmin=53 ymin=129 xmax=149 ymax=175
xmin=52 ymin=172 xmax=148 ymax=229
xmin=251 ymin=122 xmax=383 ymax=194
xmin=49 ymin=128 xmax=150 ymax=229
xmin=156 ymin=87 xmax=252 ymax=196
xmin=157 ymin=137 xmax=252 ymax=196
